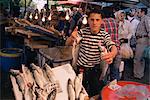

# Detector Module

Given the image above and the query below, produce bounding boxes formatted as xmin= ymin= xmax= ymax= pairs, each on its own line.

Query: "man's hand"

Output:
xmin=65 ymin=26 xmax=79 ymax=46
xmin=101 ymin=52 xmax=114 ymax=64
xmin=101 ymin=45 xmax=117 ymax=64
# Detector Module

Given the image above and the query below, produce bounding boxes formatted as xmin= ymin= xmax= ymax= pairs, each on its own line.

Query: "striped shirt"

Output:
xmin=77 ymin=27 xmax=115 ymax=67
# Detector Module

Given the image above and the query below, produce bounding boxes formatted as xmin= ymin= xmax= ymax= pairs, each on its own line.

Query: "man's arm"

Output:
xmin=102 ymin=31 xmax=118 ymax=64
xmin=102 ymin=45 xmax=117 ymax=64
xmin=65 ymin=27 xmax=78 ymax=46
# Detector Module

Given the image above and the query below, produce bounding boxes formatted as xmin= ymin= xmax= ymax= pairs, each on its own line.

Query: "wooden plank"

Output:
xmin=15 ymin=29 xmax=43 ymax=38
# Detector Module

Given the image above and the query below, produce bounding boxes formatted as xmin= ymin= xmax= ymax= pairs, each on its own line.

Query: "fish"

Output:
xmin=98 ymin=41 xmax=109 ymax=81
xmin=99 ymin=62 xmax=109 ymax=81
xmin=24 ymin=86 xmax=36 ymax=100
xmin=22 ymin=65 xmax=35 ymax=87
xmin=67 ymin=79 xmax=75 ymax=100
xmin=47 ymin=88 xmax=57 ymax=100
xmin=10 ymin=69 xmax=20 ymax=76
xmin=31 ymin=63 xmax=48 ymax=89
xmin=32 ymin=70 xmax=45 ymax=89
xmin=79 ymin=88 xmax=89 ymax=100
xmin=43 ymin=64 xmax=56 ymax=83
xmin=43 ymin=64 xmax=62 ymax=93
xmin=74 ymin=74 xmax=83 ymax=99
xmin=15 ymin=73 xmax=26 ymax=94
xmin=36 ymin=88 xmax=48 ymax=100
xmin=72 ymin=40 xmax=80 ymax=70
xmin=35 ymin=87 xmax=56 ymax=100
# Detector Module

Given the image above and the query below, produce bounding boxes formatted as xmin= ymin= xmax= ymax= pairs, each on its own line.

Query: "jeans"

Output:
xmin=109 ymin=53 xmax=121 ymax=81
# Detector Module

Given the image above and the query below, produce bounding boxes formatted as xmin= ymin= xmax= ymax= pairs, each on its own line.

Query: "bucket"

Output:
xmin=0 ymin=48 xmax=23 ymax=72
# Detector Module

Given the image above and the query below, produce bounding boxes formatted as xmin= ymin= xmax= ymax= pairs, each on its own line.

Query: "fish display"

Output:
xmin=10 ymin=63 xmax=59 ymax=100
xmin=67 ymin=79 xmax=75 ymax=100
xmin=10 ymin=63 xmax=88 ymax=100
xmin=67 ymin=73 xmax=89 ymax=100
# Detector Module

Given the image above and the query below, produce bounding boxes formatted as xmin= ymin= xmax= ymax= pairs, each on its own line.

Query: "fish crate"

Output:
xmin=38 ymin=46 xmax=73 ymax=67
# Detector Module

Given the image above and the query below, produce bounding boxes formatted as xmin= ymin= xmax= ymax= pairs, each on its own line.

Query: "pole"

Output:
xmin=24 ymin=0 xmax=26 ymax=17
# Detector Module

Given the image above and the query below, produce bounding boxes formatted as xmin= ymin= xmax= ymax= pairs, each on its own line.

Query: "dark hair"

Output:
xmin=59 ymin=11 xmax=66 ymax=17
xmin=87 ymin=9 xmax=104 ymax=18
xmin=140 ymin=8 xmax=148 ymax=15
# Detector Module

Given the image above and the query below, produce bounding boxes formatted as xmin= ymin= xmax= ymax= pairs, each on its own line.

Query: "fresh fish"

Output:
xmin=22 ymin=65 xmax=35 ymax=87
xmin=31 ymin=63 xmax=43 ymax=75
xmin=24 ymin=86 xmax=36 ymax=100
xmin=43 ymin=64 xmax=62 ymax=93
xmin=74 ymin=74 xmax=83 ymax=99
xmin=79 ymin=88 xmax=89 ymax=100
xmin=15 ymin=73 xmax=26 ymax=94
xmin=35 ymin=87 xmax=56 ymax=100
xmin=36 ymin=88 xmax=48 ymax=100
xmin=67 ymin=79 xmax=75 ymax=100
xmin=47 ymin=89 xmax=57 ymax=100
xmin=99 ymin=62 xmax=109 ymax=81
xmin=98 ymin=41 xmax=109 ymax=81
xmin=33 ymin=70 xmax=45 ymax=89
xmin=42 ymin=69 xmax=51 ymax=83
xmin=10 ymin=69 xmax=20 ymax=76
xmin=31 ymin=64 xmax=48 ymax=89
xmin=72 ymin=41 xmax=80 ymax=69
xmin=43 ymin=64 xmax=56 ymax=82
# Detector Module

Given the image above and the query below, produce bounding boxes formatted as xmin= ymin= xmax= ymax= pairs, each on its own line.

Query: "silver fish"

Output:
xmin=79 ymin=87 xmax=89 ymax=100
xmin=35 ymin=87 xmax=56 ymax=100
xmin=15 ymin=73 xmax=26 ymax=94
xmin=10 ymin=69 xmax=20 ymax=76
xmin=31 ymin=64 xmax=48 ymax=89
xmin=68 ymin=79 xmax=75 ymax=100
xmin=22 ymin=65 xmax=35 ymax=86
xmin=74 ymin=74 xmax=83 ymax=99
xmin=43 ymin=64 xmax=56 ymax=82
xmin=72 ymin=41 xmax=80 ymax=69
xmin=33 ymin=70 xmax=45 ymax=89
xmin=47 ymin=89 xmax=57 ymax=100
xmin=42 ymin=69 xmax=51 ymax=83
xmin=24 ymin=86 xmax=36 ymax=100
xmin=99 ymin=61 xmax=108 ymax=81
xmin=36 ymin=88 xmax=48 ymax=100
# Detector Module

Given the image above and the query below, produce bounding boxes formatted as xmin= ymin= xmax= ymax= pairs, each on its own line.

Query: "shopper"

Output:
xmin=134 ymin=8 xmax=150 ymax=79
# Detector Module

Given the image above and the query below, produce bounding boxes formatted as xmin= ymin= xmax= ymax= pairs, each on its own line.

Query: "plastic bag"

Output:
xmin=119 ymin=43 xmax=133 ymax=59
xmin=115 ymin=84 xmax=150 ymax=100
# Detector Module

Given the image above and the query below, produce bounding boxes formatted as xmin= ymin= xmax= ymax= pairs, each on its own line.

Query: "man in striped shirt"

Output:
xmin=68 ymin=10 xmax=117 ymax=97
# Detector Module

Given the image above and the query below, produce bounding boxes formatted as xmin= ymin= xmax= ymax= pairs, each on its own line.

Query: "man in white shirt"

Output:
xmin=116 ymin=10 xmax=133 ymax=45
xmin=127 ymin=9 xmax=140 ymax=51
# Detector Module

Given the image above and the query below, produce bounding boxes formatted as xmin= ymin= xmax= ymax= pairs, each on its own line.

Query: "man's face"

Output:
xmin=88 ymin=13 xmax=102 ymax=33
xmin=137 ymin=9 xmax=143 ymax=18
xmin=118 ymin=12 xmax=125 ymax=21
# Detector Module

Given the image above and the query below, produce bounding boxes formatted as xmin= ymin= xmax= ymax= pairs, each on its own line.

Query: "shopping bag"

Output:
xmin=119 ymin=43 xmax=133 ymax=59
